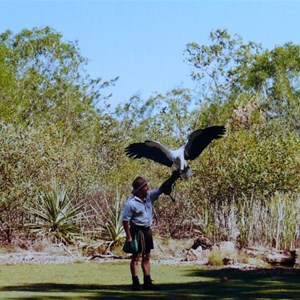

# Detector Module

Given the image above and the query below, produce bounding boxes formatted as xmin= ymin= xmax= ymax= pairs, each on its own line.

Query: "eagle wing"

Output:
xmin=125 ymin=140 xmax=174 ymax=167
xmin=184 ymin=125 xmax=226 ymax=160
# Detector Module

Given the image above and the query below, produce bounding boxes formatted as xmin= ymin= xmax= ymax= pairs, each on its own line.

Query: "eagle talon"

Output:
xmin=169 ymin=194 xmax=176 ymax=202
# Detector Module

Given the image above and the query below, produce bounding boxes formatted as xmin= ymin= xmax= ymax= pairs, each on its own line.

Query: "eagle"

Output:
xmin=125 ymin=125 xmax=226 ymax=179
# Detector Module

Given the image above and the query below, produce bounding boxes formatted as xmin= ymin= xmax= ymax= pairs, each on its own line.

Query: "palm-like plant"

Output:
xmin=91 ymin=189 xmax=126 ymax=249
xmin=27 ymin=182 xmax=84 ymax=242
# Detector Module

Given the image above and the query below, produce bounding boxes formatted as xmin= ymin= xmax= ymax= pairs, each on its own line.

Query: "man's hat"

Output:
xmin=131 ymin=177 xmax=148 ymax=194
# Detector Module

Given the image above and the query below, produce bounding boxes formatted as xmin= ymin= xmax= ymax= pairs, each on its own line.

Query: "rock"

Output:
xmin=246 ymin=247 xmax=296 ymax=267
xmin=216 ymin=241 xmax=236 ymax=253
xmin=223 ymin=257 xmax=235 ymax=265
xmin=192 ymin=235 xmax=213 ymax=250
xmin=184 ymin=249 xmax=198 ymax=261
xmin=23 ymin=253 xmax=34 ymax=261
xmin=263 ymin=250 xmax=296 ymax=266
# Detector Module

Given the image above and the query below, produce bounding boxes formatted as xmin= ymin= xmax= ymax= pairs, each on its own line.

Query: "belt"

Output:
xmin=130 ymin=222 xmax=150 ymax=231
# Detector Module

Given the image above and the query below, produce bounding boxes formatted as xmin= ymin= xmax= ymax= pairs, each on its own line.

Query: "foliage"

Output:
xmin=25 ymin=181 xmax=84 ymax=243
xmin=207 ymin=248 xmax=225 ymax=266
xmin=184 ymin=29 xmax=262 ymax=126
xmin=0 ymin=27 xmax=118 ymax=144
xmin=90 ymin=189 xmax=126 ymax=248
xmin=0 ymin=121 xmax=101 ymax=242
xmin=266 ymin=192 xmax=299 ymax=250
xmin=242 ymin=43 xmax=300 ymax=125
xmin=0 ymin=26 xmax=299 ymax=251
xmin=114 ymin=88 xmax=195 ymax=142
xmin=184 ymin=29 xmax=300 ymax=130
xmin=151 ymin=118 xmax=299 ymax=247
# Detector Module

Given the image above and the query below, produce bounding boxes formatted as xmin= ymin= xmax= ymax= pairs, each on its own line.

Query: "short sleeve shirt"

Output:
xmin=122 ymin=189 xmax=160 ymax=227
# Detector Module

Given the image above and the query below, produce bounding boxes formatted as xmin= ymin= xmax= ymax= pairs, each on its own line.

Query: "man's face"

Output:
xmin=136 ymin=183 xmax=149 ymax=199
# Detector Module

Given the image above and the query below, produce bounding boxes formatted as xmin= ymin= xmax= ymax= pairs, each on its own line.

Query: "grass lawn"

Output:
xmin=0 ymin=261 xmax=299 ymax=299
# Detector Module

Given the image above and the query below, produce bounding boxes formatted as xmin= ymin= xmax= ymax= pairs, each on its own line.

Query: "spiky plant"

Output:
xmin=91 ymin=189 xmax=126 ymax=249
xmin=26 ymin=182 xmax=84 ymax=243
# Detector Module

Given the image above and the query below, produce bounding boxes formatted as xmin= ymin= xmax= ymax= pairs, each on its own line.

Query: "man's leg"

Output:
xmin=142 ymin=252 xmax=159 ymax=290
xmin=130 ymin=253 xmax=141 ymax=290
xmin=141 ymin=252 xmax=151 ymax=276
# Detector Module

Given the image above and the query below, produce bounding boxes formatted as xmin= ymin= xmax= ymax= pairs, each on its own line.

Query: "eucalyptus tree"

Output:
xmin=0 ymin=26 xmax=118 ymax=144
xmin=0 ymin=41 xmax=16 ymax=115
xmin=115 ymin=88 xmax=195 ymax=142
xmin=242 ymin=43 xmax=300 ymax=129
xmin=184 ymin=29 xmax=300 ymax=130
xmin=0 ymin=27 xmax=119 ymax=242
xmin=180 ymin=29 xmax=300 ymax=248
xmin=184 ymin=29 xmax=262 ymax=126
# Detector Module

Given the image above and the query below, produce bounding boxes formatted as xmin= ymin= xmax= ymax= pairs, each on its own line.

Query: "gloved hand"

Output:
xmin=159 ymin=170 xmax=181 ymax=201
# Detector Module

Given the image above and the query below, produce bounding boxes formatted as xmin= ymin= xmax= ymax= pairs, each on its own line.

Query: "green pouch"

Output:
xmin=123 ymin=234 xmax=138 ymax=253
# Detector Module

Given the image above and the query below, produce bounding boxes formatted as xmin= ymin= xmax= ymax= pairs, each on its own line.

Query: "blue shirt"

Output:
xmin=122 ymin=189 xmax=160 ymax=227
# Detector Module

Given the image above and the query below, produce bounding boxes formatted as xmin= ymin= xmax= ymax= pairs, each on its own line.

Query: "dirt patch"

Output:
xmin=0 ymin=239 xmax=298 ymax=269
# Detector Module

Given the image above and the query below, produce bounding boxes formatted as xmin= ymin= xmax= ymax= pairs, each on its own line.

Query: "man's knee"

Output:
xmin=142 ymin=253 xmax=151 ymax=262
xmin=132 ymin=253 xmax=141 ymax=263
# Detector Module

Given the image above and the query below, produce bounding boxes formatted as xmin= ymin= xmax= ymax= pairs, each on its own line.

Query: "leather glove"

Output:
xmin=159 ymin=170 xmax=181 ymax=201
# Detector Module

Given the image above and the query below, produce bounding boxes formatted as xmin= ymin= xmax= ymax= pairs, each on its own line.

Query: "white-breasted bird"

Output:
xmin=125 ymin=125 xmax=226 ymax=179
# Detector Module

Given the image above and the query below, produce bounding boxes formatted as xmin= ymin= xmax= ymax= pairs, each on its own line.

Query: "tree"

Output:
xmin=0 ymin=27 xmax=118 ymax=144
xmin=185 ymin=29 xmax=261 ymax=127
xmin=184 ymin=29 xmax=300 ymax=130
xmin=242 ymin=43 xmax=300 ymax=128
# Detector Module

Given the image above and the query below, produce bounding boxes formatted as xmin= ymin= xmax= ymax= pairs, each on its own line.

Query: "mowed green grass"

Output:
xmin=0 ymin=261 xmax=299 ymax=299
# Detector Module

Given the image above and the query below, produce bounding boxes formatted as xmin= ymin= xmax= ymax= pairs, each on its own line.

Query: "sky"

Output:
xmin=1 ymin=0 xmax=300 ymax=108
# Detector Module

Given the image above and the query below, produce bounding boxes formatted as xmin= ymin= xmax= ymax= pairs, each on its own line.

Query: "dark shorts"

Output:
xmin=130 ymin=223 xmax=154 ymax=253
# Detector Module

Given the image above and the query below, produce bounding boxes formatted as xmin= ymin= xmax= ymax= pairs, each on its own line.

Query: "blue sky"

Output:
xmin=1 ymin=0 xmax=299 ymax=107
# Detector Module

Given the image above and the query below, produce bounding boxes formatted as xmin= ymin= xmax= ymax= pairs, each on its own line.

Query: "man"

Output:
xmin=122 ymin=171 xmax=180 ymax=291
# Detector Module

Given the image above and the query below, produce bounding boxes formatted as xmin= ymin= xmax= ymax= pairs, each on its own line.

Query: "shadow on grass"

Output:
xmin=1 ymin=267 xmax=300 ymax=299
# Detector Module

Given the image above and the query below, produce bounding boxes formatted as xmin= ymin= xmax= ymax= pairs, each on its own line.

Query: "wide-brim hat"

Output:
xmin=131 ymin=177 xmax=149 ymax=194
